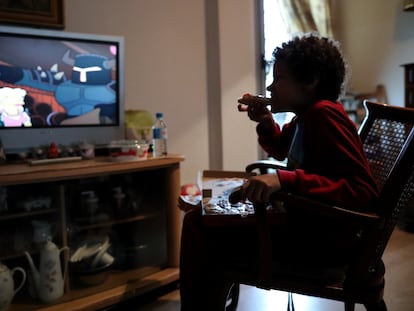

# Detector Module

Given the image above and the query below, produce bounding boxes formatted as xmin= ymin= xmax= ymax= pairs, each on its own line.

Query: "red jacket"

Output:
xmin=257 ymin=100 xmax=379 ymax=212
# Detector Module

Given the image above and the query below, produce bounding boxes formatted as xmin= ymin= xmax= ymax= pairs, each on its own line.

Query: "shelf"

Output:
xmin=0 ymin=155 xmax=185 ymax=185
xmin=9 ymin=267 xmax=179 ymax=311
xmin=0 ymin=208 xmax=57 ymax=221
xmin=73 ymin=212 xmax=160 ymax=231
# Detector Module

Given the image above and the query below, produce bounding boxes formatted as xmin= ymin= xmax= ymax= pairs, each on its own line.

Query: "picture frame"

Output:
xmin=0 ymin=0 xmax=64 ymax=29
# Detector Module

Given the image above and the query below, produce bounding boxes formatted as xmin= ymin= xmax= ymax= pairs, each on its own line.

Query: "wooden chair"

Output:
xmin=221 ymin=100 xmax=414 ymax=311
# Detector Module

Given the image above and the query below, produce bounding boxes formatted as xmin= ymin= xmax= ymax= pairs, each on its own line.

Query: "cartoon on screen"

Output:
xmin=0 ymin=36 xmax=118 ymax=128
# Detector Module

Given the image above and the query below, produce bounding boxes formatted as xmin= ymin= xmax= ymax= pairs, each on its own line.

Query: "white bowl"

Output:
xmin=108 ymin=140 xmax=149 ymax=161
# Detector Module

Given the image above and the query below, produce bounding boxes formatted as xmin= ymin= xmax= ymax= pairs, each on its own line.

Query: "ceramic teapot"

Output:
xmin=0 ymin=261 xmax=26 ymax=311
xmin=24 ymin=240 xmax=69 ymax=303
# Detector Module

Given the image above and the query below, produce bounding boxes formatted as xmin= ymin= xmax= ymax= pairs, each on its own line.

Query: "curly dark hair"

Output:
xmin=273 ymin=33 xmax=347 ymax=102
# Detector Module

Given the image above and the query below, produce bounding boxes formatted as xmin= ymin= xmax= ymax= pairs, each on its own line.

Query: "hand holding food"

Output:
xmin=237 ymin=93 xmax=271 ymax=112
xmin=237 ymin=93 xmax=274 ymax=124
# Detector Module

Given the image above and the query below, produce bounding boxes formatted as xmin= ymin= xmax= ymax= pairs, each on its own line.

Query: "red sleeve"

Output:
xmin=275 ymin=101 xmax=379 ymax=211
xmin=256 ymin=117 xmax=297 ymax=161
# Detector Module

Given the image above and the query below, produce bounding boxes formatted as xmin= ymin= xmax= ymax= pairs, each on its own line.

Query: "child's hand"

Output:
xmin=237 ymin=93 xmax=273 ymax=124
xmin=240 ymin=173 xmax=281 ymax=204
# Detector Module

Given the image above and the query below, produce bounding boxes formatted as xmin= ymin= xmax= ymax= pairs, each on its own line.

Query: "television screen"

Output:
xmin=0 ymin=26 xmax=125 ymax=153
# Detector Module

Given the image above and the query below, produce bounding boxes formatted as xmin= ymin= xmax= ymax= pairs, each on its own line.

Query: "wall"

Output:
xmin=218 ymin=1 xmax=261 ymax=171
xmin=65 ymin=0 xmax=259 ymax=185
xmin=337 ymin=0 xmax=414 ymax=106
xmin=66 ymin=0 xmax=210 ymax=185
xmin=64 ymin=1 xmax=414 ymax=184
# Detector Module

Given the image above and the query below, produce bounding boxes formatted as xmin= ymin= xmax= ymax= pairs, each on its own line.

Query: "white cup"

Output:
xmin=32 ymin=220 xmax=54 ymax=247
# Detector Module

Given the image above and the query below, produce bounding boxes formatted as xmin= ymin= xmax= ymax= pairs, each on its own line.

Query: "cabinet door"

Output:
xmin=65 ymin=169 xmax=168 ymax=292
xmin=0 ymin=182 xmax=62 ymax=260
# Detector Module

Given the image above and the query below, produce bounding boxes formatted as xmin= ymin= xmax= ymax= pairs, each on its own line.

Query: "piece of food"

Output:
xmin=237 ymin=93 xmax=271 ymax=112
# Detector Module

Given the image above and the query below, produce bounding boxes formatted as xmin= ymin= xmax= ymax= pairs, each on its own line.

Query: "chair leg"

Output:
xmin=364 ymin=299 xmax=387 ymax=311
xmin=344 ymin=301 xmax=355 ymax=311
xmin=225 ymin=283 xmax=240 ymax=311
xmin=287 ymin=292 xmax=295 ymax=311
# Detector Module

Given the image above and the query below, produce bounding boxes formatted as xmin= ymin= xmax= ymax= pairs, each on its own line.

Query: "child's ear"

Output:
xmin=304 ymin=78 xmax=319 ymax=92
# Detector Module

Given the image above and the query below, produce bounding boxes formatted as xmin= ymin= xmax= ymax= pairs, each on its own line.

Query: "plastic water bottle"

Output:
xmin=152 ymin=112 xmax=168 ymax=157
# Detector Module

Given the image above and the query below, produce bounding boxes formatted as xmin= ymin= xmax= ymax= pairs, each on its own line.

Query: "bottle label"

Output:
xmin=153 ymin=128 xmax=168 ymax=139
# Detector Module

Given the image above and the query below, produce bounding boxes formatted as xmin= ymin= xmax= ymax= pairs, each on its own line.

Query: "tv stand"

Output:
xmin=0 ymin=155 xmax=184 ymax=311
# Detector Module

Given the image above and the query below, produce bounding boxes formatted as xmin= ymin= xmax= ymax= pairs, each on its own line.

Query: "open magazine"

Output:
xmin=195 ymin=171 xmax=287 ymax=227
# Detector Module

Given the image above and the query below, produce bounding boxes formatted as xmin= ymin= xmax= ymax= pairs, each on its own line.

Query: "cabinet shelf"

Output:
xmin=0 ymin=250 xmax=26 ymax=261
xmin=0 ymin=155 xmax=184 ymax=311
xmin=0 ymin=208 xmax=57 ymax=221
xmin=73 ymin=212 xmax=160 ymax=231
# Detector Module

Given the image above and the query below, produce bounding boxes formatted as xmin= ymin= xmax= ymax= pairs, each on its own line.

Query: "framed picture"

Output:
xmin=0 ymin=0 xmax=64 ymax=29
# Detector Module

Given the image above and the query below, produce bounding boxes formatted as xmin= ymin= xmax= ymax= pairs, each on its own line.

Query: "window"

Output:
xmin=262 ymin=0 xmax=294 ymax=126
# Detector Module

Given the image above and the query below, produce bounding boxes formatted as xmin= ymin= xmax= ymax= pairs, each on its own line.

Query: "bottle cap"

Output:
xmin=155 ymin=112 xmax=163 ymax=118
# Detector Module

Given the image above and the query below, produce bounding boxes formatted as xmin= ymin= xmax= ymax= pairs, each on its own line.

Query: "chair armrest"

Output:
xmin=229 ymin=186 xmax=380 ymax=225
xmin=244 ymin=160 xmax=379 ymax=224
xmin=228 ymin=186 xmax=381 ymax=286
xmin=272 ymin=191 xmax=380 ymax=224
xmin=245 ymin=159 xmax=287 ymax=174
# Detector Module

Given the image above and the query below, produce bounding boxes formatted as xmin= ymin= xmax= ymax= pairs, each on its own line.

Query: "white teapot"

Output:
xmin=24 ymin=240 xmax=69 ymax=303
xmin=0 ymin=261 xmax=26 ymax=311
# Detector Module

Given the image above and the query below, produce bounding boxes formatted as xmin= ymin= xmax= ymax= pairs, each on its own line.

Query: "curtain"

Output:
xmin=276 ymin=0 xmax=333 ymax=38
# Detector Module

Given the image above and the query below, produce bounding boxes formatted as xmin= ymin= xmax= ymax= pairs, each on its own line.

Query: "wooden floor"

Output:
xmin=109 ymin=227 xmax=414 ymax=311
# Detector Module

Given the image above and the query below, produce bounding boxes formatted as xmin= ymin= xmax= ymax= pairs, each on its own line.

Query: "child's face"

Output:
xmin=266 ymin=61 xmax=315 ymax=113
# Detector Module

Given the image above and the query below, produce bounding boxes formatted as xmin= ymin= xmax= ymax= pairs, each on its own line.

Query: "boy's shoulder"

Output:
xmin=311 ymin=99 xmax=341 ymax=109
xmin=305 ymin=100 xmax=350 ymax=125
xmin=308 ymin=100 xmax=346 ymax=115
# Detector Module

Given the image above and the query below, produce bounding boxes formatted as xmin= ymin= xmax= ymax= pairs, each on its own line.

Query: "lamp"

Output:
xmin=404 ymin=0 xmax=414 ymax=11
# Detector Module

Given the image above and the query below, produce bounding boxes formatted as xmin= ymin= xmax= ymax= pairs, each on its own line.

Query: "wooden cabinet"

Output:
xmin=0 ymin=155 xmax=184 ymax=311
xmin=402 ymin=63 xmax=414 ymax=108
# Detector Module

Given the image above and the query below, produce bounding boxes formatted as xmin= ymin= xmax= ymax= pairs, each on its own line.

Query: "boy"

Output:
xmin=179 ymin=33 xmax=379 ymax=310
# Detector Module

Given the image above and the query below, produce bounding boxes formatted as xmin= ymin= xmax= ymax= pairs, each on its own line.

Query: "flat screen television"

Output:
xmin=0 ymin=25 xmax=125 ymax=153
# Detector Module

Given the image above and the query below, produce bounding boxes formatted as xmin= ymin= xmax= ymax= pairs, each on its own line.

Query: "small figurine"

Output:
xmin=47 ymin=142 xmax=59 ymax=158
